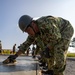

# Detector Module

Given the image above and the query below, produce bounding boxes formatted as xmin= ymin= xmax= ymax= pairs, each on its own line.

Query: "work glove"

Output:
xmin=2 ymin=54 xmax=18 ymax=64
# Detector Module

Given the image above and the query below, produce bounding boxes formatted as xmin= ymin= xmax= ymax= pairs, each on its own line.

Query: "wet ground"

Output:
xmin=0 ymin=55 xmax=75 ymax=75
xmin=0 ymin=55 xmax=39 ymax=75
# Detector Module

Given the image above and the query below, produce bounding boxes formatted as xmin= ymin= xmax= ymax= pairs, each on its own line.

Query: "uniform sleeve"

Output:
xmin=19 ymin=36 xmax=35 ymax=53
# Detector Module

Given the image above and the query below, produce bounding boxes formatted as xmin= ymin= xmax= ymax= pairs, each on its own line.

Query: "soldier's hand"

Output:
xmin=2 ymin=55 xmax=17 ymax=64
xmin=2 ymin=58 xmax=10 ymax=64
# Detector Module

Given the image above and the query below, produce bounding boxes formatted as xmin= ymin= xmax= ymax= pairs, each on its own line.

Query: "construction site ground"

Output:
xmin=0 ymin=55 xmax=75 ymax=75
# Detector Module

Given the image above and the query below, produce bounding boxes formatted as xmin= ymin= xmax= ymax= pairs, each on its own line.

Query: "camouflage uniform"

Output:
xmin=19 ymin=16 xmax=74 ymax=75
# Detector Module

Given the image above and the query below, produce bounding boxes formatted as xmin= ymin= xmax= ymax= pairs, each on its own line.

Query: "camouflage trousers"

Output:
xmin=41 ymin=39 xmax=70 ymax=75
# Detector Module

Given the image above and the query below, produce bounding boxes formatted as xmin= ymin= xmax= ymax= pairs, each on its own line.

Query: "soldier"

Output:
xmin=32 ymin=44 xmax=36 ymax=58
xmin=12 ymin=44 xmax=16 ymax=54
xmin=3 ymin=15 xmax=74 ymax=75
xmin=0 ymin=40 xmax=2 ymax=54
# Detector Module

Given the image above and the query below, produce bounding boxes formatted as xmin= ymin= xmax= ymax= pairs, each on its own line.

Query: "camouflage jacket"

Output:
xmin=19 ymin=16 xmax=74 ymax=53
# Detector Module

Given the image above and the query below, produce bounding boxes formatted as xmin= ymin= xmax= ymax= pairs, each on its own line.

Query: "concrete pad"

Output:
xmin=0 ymin=55 xmax=39 ymax=75
xmin=0 ymin=55 xmax=75 ymax=75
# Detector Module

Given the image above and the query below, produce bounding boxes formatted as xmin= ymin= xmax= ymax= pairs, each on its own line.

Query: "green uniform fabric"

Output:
xmin=19 ymin=16 xmax=74 ymax=75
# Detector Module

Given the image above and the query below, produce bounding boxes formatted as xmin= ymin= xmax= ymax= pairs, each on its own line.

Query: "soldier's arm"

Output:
xmin=17 ymin=35 xmax=35 ymax=55
xmin=2 ymin=35 xmax=35 ymax=64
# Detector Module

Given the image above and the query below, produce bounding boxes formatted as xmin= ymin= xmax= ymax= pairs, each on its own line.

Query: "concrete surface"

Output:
xmin=0 ymin=55 xmax=39 ymax=75
xmin=0 ymin=55 xmax=75 ymax=75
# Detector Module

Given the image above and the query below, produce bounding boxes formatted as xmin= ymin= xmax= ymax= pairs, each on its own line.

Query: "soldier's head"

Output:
xmin=18 ymin=15 xmax=33 ymax=32
xmin=18 ymin=15 xmax=39 ymax=36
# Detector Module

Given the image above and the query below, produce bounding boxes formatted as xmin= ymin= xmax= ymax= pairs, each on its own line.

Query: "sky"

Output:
xmin=0 ymin=0 xmax=75 ymax=51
